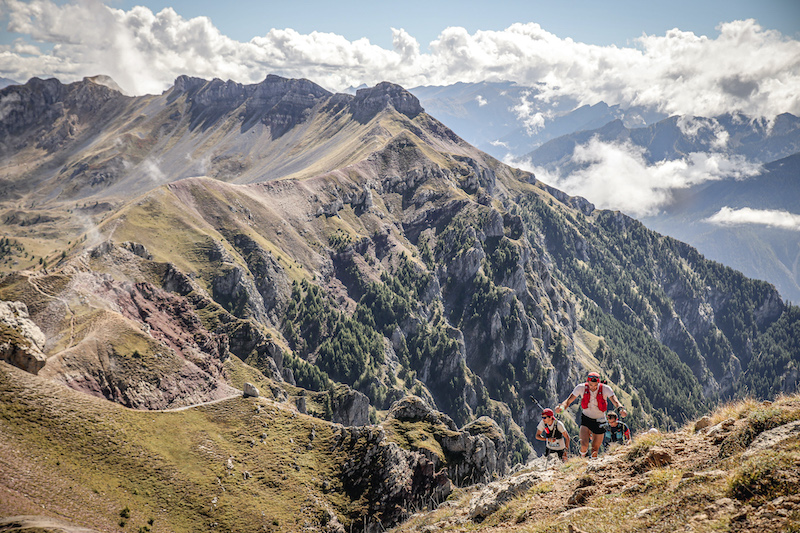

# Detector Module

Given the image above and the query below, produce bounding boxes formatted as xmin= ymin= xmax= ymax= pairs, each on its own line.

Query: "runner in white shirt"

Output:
xmin=535 ymin=408 xmax=570 ymax=461
xmin=555 ymin=372 xmax=627 ymax=458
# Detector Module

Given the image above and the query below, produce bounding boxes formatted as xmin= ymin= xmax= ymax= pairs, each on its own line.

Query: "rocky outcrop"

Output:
xmin=468 ymin=469 xmax=554 ymax=520
xmin=230 ymin=233 xmax=292 ymax=328
xmin=331 ymin=388 xmax=370 ymax=426
xmin=172 ymin=74 xmax=332 ymax=135
xmin=743 ymin=420 xmax=800 ymax=459
xmin=0 ymin=301 xmax=47 ymax=374
xmin=335 ymin=424 xmax=451 ymax=531
xmin=0 ymin=77 xmax=125 ymax=156
xmin=384 ymin=396 xmax=509 ymax=485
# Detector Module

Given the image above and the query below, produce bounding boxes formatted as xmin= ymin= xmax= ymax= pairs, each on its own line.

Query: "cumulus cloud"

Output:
xmin=677 ymin=116 xmax=730 ymax=149
xmin=0 ymin=1 xmax=798 ymax=118
xmin=507 ymin=138 xmax=763 ymax=217
xmin=511 ymin=90 xmax=550 ymax=134
xmin=475 ymin=95 xmax=487 ymax=107
xmin=705 ymin=207 xmax=800 ymax=230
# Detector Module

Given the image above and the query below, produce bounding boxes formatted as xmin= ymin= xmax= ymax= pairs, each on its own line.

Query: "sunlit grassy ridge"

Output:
xmin=0 ymin=361 xmax=367 ymax=532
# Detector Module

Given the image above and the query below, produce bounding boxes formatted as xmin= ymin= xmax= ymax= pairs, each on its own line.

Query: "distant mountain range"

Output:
xmin=643 ymin=152 xmax=800 ymax=304
xmin=409 ymin=81 xmax=666 ymax=158
xmin=522 ymin=113 xmax=800 ymax=303
xmin=0 ymin=77 xmax=20 ymax=90
xmin=410 ymin=81 xmax=800 ymax=304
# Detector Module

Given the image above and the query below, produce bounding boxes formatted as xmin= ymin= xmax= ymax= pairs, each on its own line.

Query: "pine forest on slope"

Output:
xmin=0 ymin=73 xmax=798 ymax=471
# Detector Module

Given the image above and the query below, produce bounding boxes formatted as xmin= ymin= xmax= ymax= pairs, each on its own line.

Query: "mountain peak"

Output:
xmin=351 ymin=81 xmax=423 ymax=123
xmin=84 ymin=75 xmax=125 ymax=95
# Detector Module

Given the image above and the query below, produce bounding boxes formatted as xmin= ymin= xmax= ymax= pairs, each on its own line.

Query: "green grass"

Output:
xmin=0 ymin=362 xmax=366 ymax=532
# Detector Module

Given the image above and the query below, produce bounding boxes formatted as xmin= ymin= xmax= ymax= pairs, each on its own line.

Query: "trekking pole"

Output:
xmin=529 ymin=395 xmax=546 ymax=413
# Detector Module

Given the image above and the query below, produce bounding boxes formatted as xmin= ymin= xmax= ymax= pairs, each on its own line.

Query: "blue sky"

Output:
xmin=104 ymin=0 xmax=800 ymax=50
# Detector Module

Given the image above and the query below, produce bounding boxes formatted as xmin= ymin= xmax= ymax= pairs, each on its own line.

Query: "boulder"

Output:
xmin=468 ymin=470 xmax=554 ymax=520
xmin=331 ymin=388 xmax=369 ymax=426
xmin=243 ymin=382 xmax=259 ymax=398
xmin=694 ymin=416 xmax=713 ymax=431
xmin=633 ymin=446 xmax=673 ymax=472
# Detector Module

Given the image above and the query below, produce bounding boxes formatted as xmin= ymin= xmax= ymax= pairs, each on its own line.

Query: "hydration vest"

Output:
xmin=581 ymin=383 xmax=607 ymax=411
xmin=543 ymin=422 xmax=563 ymax=440
xmin=606 ymin=422 xmax=630 ymax=443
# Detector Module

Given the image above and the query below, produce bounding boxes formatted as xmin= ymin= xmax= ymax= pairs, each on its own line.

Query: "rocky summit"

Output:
xmin=0 ymin=73 xmax=798 ymax=532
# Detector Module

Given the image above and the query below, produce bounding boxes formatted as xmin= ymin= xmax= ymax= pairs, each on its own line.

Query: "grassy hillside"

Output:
xmin=0 ymin=360 xmax=361 ymax=532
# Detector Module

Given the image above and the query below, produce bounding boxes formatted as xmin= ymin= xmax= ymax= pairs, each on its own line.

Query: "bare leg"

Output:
xmin=579 ymin=426 xmax=592 ymax=456
xmin=591 ymin=432 xmax=604 ymax=457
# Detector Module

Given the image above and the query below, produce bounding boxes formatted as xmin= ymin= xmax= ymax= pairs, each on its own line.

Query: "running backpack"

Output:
xmin=581 ymin=383 xmax=607 ymax=411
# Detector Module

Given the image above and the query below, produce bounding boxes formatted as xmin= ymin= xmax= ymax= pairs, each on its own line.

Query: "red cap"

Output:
xmin=587 ymin=372 xmax=601 ymax=382
xmin=542 ymin=408 xmax=554 ymax=417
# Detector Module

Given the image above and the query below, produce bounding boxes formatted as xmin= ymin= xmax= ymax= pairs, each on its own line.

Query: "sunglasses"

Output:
xmin=587 ymin=376 xmax=599 ymax=382
xmin=542 ymin=415 xmax=553 ymax=419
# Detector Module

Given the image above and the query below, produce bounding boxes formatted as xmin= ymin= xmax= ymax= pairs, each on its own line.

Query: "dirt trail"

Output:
xmin=155 ymin=391 xmax=244 ymax=412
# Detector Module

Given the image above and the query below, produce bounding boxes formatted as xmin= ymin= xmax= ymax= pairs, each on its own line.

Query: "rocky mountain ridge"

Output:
xmin=1 ymin=73 xmax=799 ymax=531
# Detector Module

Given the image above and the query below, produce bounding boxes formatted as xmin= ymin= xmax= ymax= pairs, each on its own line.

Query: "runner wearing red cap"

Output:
xmin=555 ymin=372 xmax=627 ymax=458
xmin=535 ymin=408 xmax=570 ymax=461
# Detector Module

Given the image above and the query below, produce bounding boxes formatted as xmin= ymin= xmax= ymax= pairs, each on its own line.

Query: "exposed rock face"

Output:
xmin=335 ymin=424 xmax=451 ymax=531
xmin=351 ymin=82 xmax=423 ymax=123
xmin=0 ymin=301 xmax=47 ymax=374
xmin=384 ymin=396 xmax=509 ymax=485
xmin=743 ymin=420 xmax=800 ymax=458
xmin=33 ymin=269 xmax=237 ymax=410
xmin=0 ymin=515 xmax=101 ymax=533
xmin=331 ymin=388 xmax=370 ymax=426
xmin=230 ymin=233 xmax=292 ymax=328
xmin=468 ymin=469 xmax=554 ymax=520
xmin=0 ymin=77 xmax=119 ymax=149
xmin=172 ymin=74 xmax=332 ymax=136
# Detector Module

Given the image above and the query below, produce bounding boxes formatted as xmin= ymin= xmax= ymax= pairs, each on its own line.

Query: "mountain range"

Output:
xmin=522 ymin=114 xmax=800 ymax=304
xmin=1 ymin=74 xmax=799 ymax=531
xmin=408 ymin=82 xmax=800 ymax=304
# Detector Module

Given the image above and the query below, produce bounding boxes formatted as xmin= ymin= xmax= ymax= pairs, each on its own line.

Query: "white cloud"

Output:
xmin=475 ymin=95 xmax=487 ymax=107
xmin=705 ymin=207 xmax=800 ymax=230
xmin=512 ymin=90 xmax=549 ymax=135
xmin=676 ymin=116 xmax=730 ymax=149
xmin=507 ymin=137 xmax=763 ymax=217
xmin=0 ymin=2 xmax=798 ymax=120
xmin=490 ymin=139 xmax=509 ymax=149
xmin=140 ymin=157 xmax=165 ymax=182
